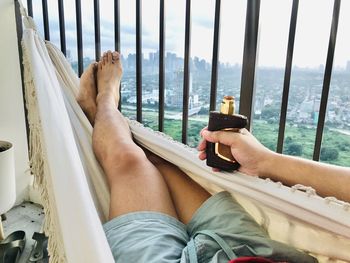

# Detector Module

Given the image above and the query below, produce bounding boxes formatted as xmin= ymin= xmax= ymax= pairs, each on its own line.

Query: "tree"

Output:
xmin=285 ymin=136 xmax=293 ymax=144
xmin=285 ymin=143 xmax=303 ymax=156
xmin=261 ymin=104 xmax=280 ymax=121
xmin=320 ymin=147 xmax=339 ymax=161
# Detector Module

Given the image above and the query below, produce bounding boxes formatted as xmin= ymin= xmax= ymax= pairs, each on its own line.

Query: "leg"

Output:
xmin=146 ymin=151 xmax=211 ymax=224
xmin=92 ymin=51 xmax=177 ymax=220
xmin=77 ymin=51 xmax=204 ymax=222
xmin=77 ymin=53 xmax=121 ymax=126
xmin=76 ymin=62 xmax=98 ymax=125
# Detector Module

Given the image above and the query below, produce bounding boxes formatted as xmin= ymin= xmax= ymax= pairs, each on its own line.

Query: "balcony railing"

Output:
xmin=16 ymin=0 xmax=345 ymax=164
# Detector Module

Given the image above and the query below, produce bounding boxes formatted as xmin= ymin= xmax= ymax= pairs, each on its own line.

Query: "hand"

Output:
xmin=197 ymin=128 xmax=275 ymax=176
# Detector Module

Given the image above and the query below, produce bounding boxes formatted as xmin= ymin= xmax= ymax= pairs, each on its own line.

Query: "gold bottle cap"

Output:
xmin=220 ymin=96 xmax=235 ymax=115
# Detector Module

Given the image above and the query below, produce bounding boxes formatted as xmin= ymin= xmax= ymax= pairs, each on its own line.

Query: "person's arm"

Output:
xmin=198 ymin=128 xmax=350 ymax=203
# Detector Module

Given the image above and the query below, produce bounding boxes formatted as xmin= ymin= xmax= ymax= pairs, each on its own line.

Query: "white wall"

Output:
xmin=0 ymin=0 xmax=31 ymax=205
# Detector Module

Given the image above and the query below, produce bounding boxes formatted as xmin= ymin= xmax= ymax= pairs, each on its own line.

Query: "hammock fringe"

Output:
xmin=22 ymin=38 xmax=67 ymax=263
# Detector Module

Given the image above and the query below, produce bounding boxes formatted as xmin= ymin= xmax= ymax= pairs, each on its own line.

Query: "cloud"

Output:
xmin=25 ymin=0 xmax=350 ymax=67
xmin=193 ymin=17 xmax=214 ymax=29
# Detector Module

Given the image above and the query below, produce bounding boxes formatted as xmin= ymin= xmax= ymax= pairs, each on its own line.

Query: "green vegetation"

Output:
xmin=320 ymin=147 xmax=339 ymax=161
xmin=122 ymin=108 xmax=349 ymax=168
xmin=252 ymin=120 xmax=350 ymax=167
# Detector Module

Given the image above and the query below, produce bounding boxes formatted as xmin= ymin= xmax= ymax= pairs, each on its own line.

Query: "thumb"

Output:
xmin=202 ymin=130 xmax=238 ymax=147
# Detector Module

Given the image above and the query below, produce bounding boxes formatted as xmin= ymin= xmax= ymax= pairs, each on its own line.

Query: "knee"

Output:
xmin=96 ymin=141 xmax=147 ymax=171
xmin=116 ymin=147 xmax=147 ymax=169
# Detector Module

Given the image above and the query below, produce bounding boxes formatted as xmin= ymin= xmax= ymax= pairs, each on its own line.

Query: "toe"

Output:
xmin=112 ymin=51 xmax=120 ymax=60
xmin=102 ymin=52 xmax=107 ymax=65
xmin=88 ymin=62 xmax=96 ymax=71
xmin=107 ymin=51 xmax=112 ymax=63
xmin=93 ymin=62 xmax=98 ymax=71
xmin=98 ymin=61 xmax=103 ymax=71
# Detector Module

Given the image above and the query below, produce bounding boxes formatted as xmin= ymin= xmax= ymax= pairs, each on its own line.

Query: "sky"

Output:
xmin=26 ymin=0 xmax=350 ymax=69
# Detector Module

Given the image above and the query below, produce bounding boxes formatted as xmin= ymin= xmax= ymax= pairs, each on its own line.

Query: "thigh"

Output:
xmin=187 ymin=191 xmax=267 ymax=237
xmin=186 ymin=192 xmax=317 ymax=263
xmin=104 ymin=211 xmax=189 ymax=263
xmin=146 ymin=151 xmax=211 ymax=225
xmin=108 ymin=153 xmax=178 ymax=219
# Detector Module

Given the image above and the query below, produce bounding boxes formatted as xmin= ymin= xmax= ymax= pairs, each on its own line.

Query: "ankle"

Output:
xmin=96 ymin=91 xmax=116 ymax=107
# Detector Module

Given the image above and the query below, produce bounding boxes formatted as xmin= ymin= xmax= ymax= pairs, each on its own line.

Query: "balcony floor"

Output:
xmin=2 ymin=201 xmax=45 ymax=263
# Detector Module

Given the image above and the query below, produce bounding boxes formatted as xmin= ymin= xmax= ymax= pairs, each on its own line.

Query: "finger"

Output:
xmin=197 ymin=138 xmax=206 ymax=151
xmin=212 ymin=167 xmax=220 ymax=172
xmin=202 ymin=130 xmax=240 ymax=146
xmin=198 ymin=151 xmax=206 ymax=160
xmin=200 ymin=126 xmax=208 ymax=137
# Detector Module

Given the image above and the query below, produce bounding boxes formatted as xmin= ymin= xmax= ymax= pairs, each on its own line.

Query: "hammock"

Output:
xmin=18 ymin=4 xmax=350 ymax=263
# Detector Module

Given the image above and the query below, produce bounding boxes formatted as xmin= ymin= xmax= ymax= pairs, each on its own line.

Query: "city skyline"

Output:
xmin=68 ymin=49 xmax=350 ymax=72
xmin=70 ymin=51 xmax=350 ymax=129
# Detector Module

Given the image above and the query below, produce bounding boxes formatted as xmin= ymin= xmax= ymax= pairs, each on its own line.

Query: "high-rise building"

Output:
xmin=346 ymin=60 xmax=350 ymax=72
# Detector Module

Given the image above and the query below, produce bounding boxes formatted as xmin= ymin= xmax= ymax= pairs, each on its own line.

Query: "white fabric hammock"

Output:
xmin=19 ymin=5 xmax=350 ymax=263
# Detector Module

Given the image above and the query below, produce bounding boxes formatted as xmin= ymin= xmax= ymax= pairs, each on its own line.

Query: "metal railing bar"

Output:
xmin=114 ymin=0 xmax=121 ymax=110
xmin=42 ymin=0 xmax=50 ymax=40
xmin=58 ymin=0 xmax=66 ymax=56
xmin=158 ymin=0 xmax=165 ymax=132
xmin=277 ymin=0 xmax=299 ymax=153
xmin=136 ymin=0 xmax=142 ymax=122
xmin=239 ymin=0 xmax=260 ymax=131
xmin=313 ymin=0 xmax=341 ymax=161
xmin=209 ymin=0 xmax=221 ymax=112
xmin=114 ymin=0 xmax=120 ymax=52
xmin=27 ymin=0 xmax=33 ymax=17
xmin=182 ymin=0 xmax=192 ymax=144
xmin=94 ymin=0 xmax=101 ymax=61
xmin=75 ymin=0 xmax=83 ymax=76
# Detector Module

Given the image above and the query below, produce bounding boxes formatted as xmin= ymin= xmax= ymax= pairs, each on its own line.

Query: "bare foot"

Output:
xmin=77 ymin=62 xmax=98 ymax=125
xmin=96 ymin=51 xmax=123 ymax=107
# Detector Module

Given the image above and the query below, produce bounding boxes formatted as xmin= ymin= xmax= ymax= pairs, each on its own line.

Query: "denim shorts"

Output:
xmin=103 ymin=191 xmax=317 ymax=263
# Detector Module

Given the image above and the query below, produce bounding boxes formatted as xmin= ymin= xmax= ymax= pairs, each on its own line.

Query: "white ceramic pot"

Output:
xmin=0 ymin=141 xmax=16 ymax=215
